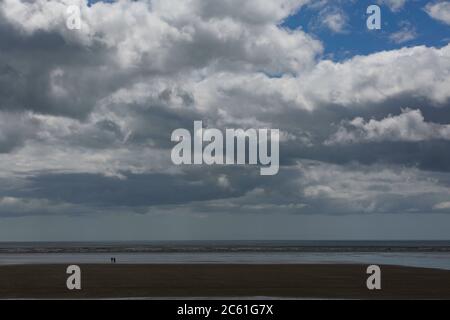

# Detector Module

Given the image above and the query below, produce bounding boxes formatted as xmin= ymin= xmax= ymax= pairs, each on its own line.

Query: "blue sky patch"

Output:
xmin=282 ymin=0 xmax=450 ymax=61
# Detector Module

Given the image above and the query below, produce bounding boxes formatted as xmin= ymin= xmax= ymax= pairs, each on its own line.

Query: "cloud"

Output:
xmin=193 ymin=161 xmax=450 ymax=215
xmin=0 ymin=196 xmax=82 ymax=217
xmin=425 ymin=1 xmax=450 ymax=25
xmin=389 ymin=29 xmax=417 ymax=44
xmin=2 ymin=161 xmax=447 ymax=217
xmin=297 ymin=44 xmax=450 ymax=108
xmin=0 ymin=0 xmax=450 ymax=224
xmin=1 ymin=0 xmax=320 ymax=74
xmin=326 ymin=109 xmax=450 ymax=145
xmin=389 ymin=22 xmax=417 ymax=44
xmin=320 ymin=8 xmax=348 ymax=33
xmin=0 ymin=111 xmax=40 ymax=153
xmin=378 ymin=0 xmax=408 ymax=12
xmin=433 ymin=201 xmax=450 ymax=210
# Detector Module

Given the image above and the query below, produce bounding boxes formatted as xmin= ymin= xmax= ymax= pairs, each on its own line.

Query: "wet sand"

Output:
xmin=1 ymin=264 xmax=450 ymax=299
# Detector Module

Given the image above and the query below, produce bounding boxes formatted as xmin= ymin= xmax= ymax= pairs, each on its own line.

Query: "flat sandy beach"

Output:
xmin=1 ymin=264 xmax=450 ymax=299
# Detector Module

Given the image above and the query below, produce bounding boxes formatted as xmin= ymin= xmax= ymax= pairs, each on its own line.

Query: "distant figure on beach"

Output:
xmin=111 ymin=257 xmax=116 ymax=264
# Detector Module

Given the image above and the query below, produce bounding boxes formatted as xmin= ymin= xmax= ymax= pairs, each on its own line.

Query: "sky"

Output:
xmin=283 ymin=0 xmax=450 ymax=59
xmin=1 ymin=0 xmax=450 ymax=241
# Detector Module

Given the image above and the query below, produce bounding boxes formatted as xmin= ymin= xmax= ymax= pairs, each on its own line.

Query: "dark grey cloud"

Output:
xmin=2 ymin=161 xmax=450 ymax=219
xmin=13 ymin=170 xmax=251 ymax=207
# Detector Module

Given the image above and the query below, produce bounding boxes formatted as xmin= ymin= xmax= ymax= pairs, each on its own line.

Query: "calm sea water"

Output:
xmin=0 ymin=241 xmax=450 ymax=270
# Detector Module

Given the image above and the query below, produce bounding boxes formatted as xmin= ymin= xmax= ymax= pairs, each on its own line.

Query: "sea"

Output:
xmin=1 ymin=240 xmax=450 ymax=270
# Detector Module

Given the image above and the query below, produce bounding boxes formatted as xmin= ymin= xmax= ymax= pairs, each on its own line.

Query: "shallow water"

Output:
xmin=1 ymin=251 xmax=450 ymax=270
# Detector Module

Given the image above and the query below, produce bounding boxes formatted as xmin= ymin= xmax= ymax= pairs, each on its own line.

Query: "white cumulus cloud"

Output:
xmin=425 ymin=1 xmax=450 ymax=25
xmin=326 ymin=109 xmax=450 ymax=145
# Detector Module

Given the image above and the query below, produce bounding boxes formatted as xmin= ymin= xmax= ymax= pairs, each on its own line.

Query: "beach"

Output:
xmin=1 ymin=264 xmax=450 ymax=299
